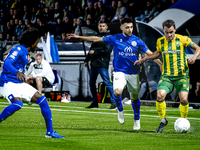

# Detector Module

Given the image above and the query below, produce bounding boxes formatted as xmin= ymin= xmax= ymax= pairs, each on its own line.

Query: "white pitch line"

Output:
xmin=0 ymin=102 xmax=182 ymax=112
xmin=0 ymin=105 xmax=199 ymax=120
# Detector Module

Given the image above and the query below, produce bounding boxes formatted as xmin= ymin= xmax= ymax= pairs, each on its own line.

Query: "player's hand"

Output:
xmin=89 ymin=50 xmax=94 ymax=55
xmin=67 ymin=34 xmax=79 ymax=39
xmin=84 ymin=62 xmax=88 ymax=67
xmin=188 ymin=57 xmax=196 ymax=64
xmin=195 ymin=82 xmax=200 ymax=96
xmin=16 ymin=72 xmax=26 ymax=82
xmin=134 ymin=59 xmax=145 ymax=65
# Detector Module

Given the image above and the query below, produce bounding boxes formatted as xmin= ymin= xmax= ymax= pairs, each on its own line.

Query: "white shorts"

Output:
xmin=113 ymin=72 xmax=140 ymax=99
xmin=0 ymin=82 xmax=38 ymax=104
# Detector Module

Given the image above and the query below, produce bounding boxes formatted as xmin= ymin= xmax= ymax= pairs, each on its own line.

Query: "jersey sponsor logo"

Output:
xmin=120 ymin=39 xmax=122 ymax=42
xmin=163 ymin=50 xmax=180 ymax=54
xmin=119 ymin=47 xmax=136 ymax=56
xmin=12 ymin=51 xmax=18 ymax=56
xmin=9 ymin=55 xmax=15 ymax=59
xmin=132 ymin=41 xmax=137 ymax=47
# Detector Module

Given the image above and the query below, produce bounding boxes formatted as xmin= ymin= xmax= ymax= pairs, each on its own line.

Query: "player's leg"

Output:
xmin=87 ymin=66 xmax=99 ymax=108
xmin=0 ymin=83 xmax=23 ymax=123
xmin=175 ymin=77 xmax=190 ymax=118
xmin=113 ymin=72 xmax=126 ymax=124
xmin=20 ymin=83 xmax=64 ymax=138
xmin=127 ymin=74 xmax=141 ymax=130
xmin=99 ymin=67 xmax=116 ymax=109
xmin=156 ymin=78 xmax=173 ymax=133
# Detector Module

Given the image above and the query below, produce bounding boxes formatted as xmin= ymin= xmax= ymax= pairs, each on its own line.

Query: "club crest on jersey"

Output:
xmin=12 ymin=51 xmax=18 ymax=56
xmin=132 ymin=41 xmax=137 ymax=47
xmin=17 ymin=47 xmax=21 ymax=50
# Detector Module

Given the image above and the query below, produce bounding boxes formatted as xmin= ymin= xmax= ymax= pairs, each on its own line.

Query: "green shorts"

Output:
xmin=157 ymin=76 xmax=190 ymax=94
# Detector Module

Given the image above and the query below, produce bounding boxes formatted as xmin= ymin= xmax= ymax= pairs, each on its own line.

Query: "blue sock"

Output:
xmin=114 ymin=95 xmax=123 ymax=112
xmin=36 ymin=96 xmax=53 ymax=134
xmin=131 ymin=98 xmax=140 ymax=120
xmin=0 ymin=101 xmax=23 ymax=122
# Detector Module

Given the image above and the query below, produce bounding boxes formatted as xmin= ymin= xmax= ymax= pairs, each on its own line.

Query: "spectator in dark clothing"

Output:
xmin=54 ymin=17 xmax=64 ymax=39
xmin=9 ymin=19 xmax=16 ymax=36
xmin=0 ymin=9 xmax=7 ymax=25
xmin=5 ymin=33 xmax=11 ymax=41
xmin=66 ymin=5 xmax=75 ymax=22
xmin=30 ymin=6 xmax=37 ymax=25
xmin=14 ymin=19 xmax=25 ymax=40
xmin=13 ymin=8 xmax=20 ymax=19
xmin=84 ymin=2 xmax=95 ymax=21
xmin=84 ymin=20 xmax=116 ymax=109
xmin=52 ymin=2 xmax=63 ymax=22
xmin=126 ymin=0 xmax=139 ymax=19
xmin=94 ymin=1 xmax=106 ymax=22
xmin=74 ymin=6 xmax=84 ymax=19
xmin=22 ymin=5 xmax=31 ymax=21
xmin=63 ymin=16 xmax=72 ymax=33
xmin=0 ymin=32 xmax=4 ymax=41
xmin=107 ymin=0 xmax=117 ymax=22
xmin=43 ymin=7 xmax=52 ymax=23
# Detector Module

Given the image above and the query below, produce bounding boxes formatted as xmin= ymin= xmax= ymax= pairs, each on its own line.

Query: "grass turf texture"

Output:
xmin=0 ymin=98 xmax=199 ymax=150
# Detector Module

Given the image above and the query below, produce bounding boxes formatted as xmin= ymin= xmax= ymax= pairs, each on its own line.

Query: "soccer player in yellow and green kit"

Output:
xmin=134 ymin=19 xmax=200 ymax=133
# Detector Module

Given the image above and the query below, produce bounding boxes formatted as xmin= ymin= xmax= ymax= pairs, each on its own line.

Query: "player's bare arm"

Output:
xmin=188 ymin=44 xmax=200 ymax=64
xmin=67 ymin=34 xmax=104 ymax=43
xmin=134 ymin=50 xmax=161 ymax=65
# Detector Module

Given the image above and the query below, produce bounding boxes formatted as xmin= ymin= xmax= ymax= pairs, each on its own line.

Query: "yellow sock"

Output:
xmin=156 ymin=100 xmax=166 ymax=119
xmin=180 ymin=101 xmax=189 ymax=118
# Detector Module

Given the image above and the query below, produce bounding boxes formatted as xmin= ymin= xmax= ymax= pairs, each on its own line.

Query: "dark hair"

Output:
xmin=120 ymin=18 xmax=133 ymax=25
xmin=98 ymin=20 xmax=108 ymax=25
xmin=19 ymin=27 xmax=40 ymax=47
xmin=162 ymin=19 xmax=176 ymax=29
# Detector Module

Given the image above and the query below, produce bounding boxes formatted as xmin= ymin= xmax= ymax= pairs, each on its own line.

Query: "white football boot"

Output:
xmin=118 ymin=111 xmax=125 ymax=124
xmin=133 ymin=119 xmax=140 ymax=130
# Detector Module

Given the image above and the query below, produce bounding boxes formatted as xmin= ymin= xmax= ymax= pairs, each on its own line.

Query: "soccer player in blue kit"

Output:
xmin=68 ymin=18 xmax=162 ymax=130
xmin=0 ymin=28 xmax=65 ymax=138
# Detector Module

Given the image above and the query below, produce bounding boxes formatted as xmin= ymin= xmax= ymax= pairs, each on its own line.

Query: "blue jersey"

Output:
xmin=103 ymin=33 xmax=149 ymax=74
xmin=0 ymin=45 xmax=29 ymax=86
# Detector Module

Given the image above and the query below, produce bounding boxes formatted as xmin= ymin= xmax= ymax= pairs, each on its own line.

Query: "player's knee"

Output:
xmin=157 ymin=89 xmax=167 ymax=100
xmin=35 ymin=76 xmax=42 ymax=82
xmin=180 ymin=98 xmax=187 ymax=104
xmin=114 ymin=88 xmax=123 ymax=96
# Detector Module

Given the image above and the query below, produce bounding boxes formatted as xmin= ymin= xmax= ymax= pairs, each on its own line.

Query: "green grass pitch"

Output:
xmin=0 ymin=98 xmax=199 ymax=150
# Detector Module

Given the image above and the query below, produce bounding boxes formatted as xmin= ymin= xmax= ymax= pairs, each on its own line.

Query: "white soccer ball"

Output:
xmin=174 ymin=118 xmax=190 ymax=133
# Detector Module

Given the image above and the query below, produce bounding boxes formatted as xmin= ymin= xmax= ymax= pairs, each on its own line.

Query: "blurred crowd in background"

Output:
xmin=0 ymin=0 xmax=178 ymax=41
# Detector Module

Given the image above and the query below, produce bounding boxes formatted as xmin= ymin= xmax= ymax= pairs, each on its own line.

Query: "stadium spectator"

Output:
xmin=5 ymin=33 xmax=11 ymax=41
xmin=15 ymin=19 xmax=25 ymax=40
xmin=52 ymin=2 xmax=63 ymax=22
xmin=11 ymin=35 xmax=17 ymax=41
xmin=43 ymin=7 xmax=52 ymax=23
xmin=134 ymin=19 xmax=200 ymax=133
xmin=30 ymin=6 xmax=37 ymax=25
xmin=147 ymin=0 xmax=166 ymax=22
xmin=0 ymin=32 xmax=4 ymax=41
xmin=3 ymin=21 xmax=11 ymax=35
xmin=8 ymin=8 xmax=14 ymax=20
xmin=86 ymin=19 xmax=91 ymax=25
xmin=84 ymin=2 xmax=95 ymax=21
xmin=54 ymin=17 xmax=64 ymax=39
xmin=22 ymin=5 xmax=31 ymax=21
xmin=45 ymin=0 xmax=55 ymax=10
xmin=94 ymin=1 xmax=106 ymax=22
xmin=0 ymin=28 xmax=65 ymax=138
xmin=0 ymin=9 xmax=7 ymax=25
xmin=100 ymin=14 xmax=109 ymax=23
xmin=63 ymin=16 xmax=72 ymax=33
xmin=9 ymin=19 xmax=16 ymax=35
xmin=61 ymin=32 xmax=66 ymax=41
xmin=13 ymin=9 xmax=20 ymax=20
xmin=26 ymin=53 xmax=55 ymax=94
xmin=126 ymin=0 xmax=139 ymax=19
xmin=135 ymin=0 xmax=156 ymax=23
xmin=24 ymin=19 xmax=32 ymax=30
xmin=66 ymin=5 xmax=75 ymax=22
xmin=111 ymin=0 xmax=127 ymax=22
xmin=107 ymin=0 xmax=117 ymax=21
xmin=74 ymin=18 xmax=83 ymax=35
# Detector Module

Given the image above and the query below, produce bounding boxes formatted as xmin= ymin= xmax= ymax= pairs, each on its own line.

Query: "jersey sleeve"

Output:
xmin=3 ymin=48 xmax=22 ymax=74
xmin=182 ymin=36 xmax=195 ymax=48
xmin=156 ymin=39 xmax=161 ymax=52
xmin=102 ymin=35 xmax=114 ymax=45
xmin=138 ymin=39 xmax=149 ymax=53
